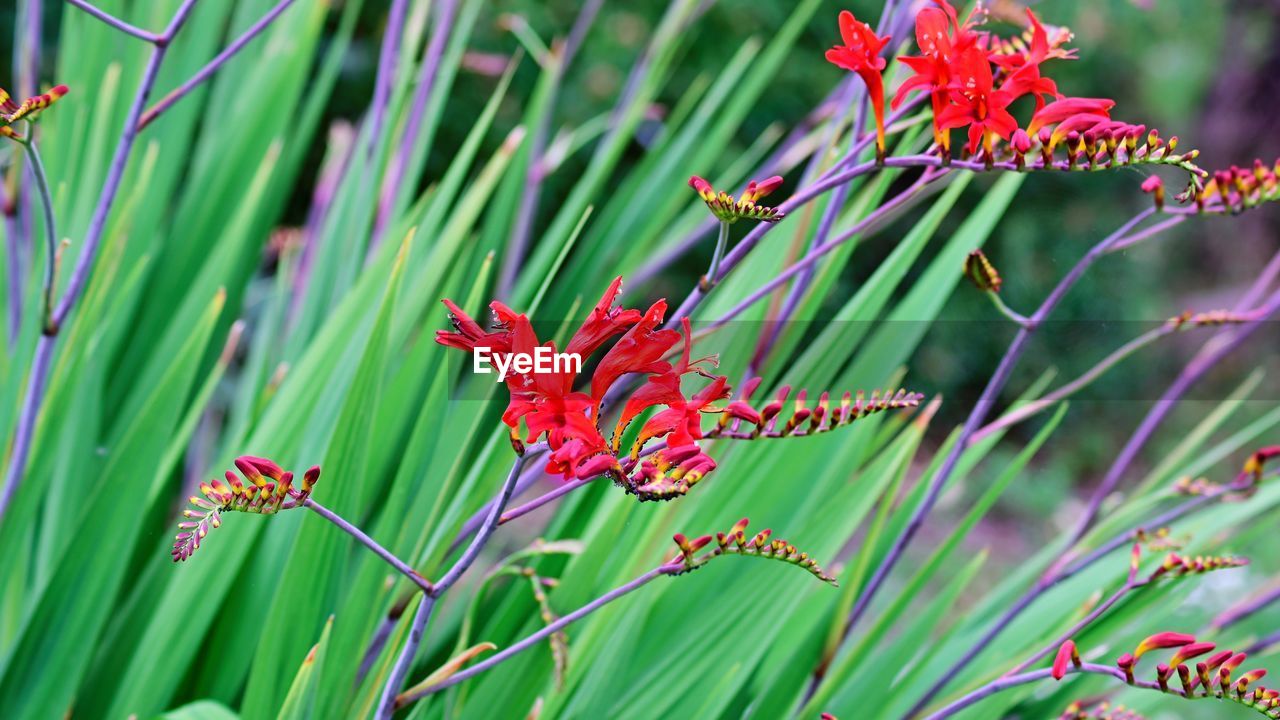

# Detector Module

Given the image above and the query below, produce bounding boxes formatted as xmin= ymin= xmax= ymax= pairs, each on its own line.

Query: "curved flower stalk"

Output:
xmin=688 ymin=175 xmax=785 ymax=289
xmin=172 ymin=456 xmax=320 ymax=561
xmin=435 ymin=278 xmax=923 ymax=498
xmin=670 ymin=517 xmax=838 ymax=585
xmin=932 ymin=631 xmax=1280 ymax=718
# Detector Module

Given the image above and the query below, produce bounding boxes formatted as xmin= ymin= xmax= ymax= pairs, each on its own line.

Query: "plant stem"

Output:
xmin=378 ymin=594 xmax=435 ymax=718
xmin=64 ymin=0 xmax=163 ymax=43
xmin=137 ymin=0 xmax=300 ymax=131
xmin=19 ymin=136 xmax=58 ymax=334
xmin=971 ymin=322 xmax=1178 ymax=443
xmin=303 ymin=498 xmax=431 ymax=593
xmin=1062 ymin=287 xmax=1280 ymax=549
xmin=395 ymin=563 xmax=680 ymax=706
xmin=985 ymin=290 xmax=1030 ymax=327
xmin=705 ymin=171 xmax=939 ymax=333
xmin=804 ymin=210 xmax=1156 ymax=714
xmin=376 ymin=453 xmax=528 ymax=719
xmin=372 ymin=0 xmax=461 ymax=245
xmin=365 ymin=0 xmax=410 ymax=157
xmin=921 ymin=663 xmax=1179 ymax=720
xmin=496 ymin=0 xmax=603 ymax=297
xmin=1006 ymin=579 xmax=1144 ymax=676
xmin=702 ymin=220 xmax=731 ymax=289
xmin=0 ymin=0 xmax=201 ymax=523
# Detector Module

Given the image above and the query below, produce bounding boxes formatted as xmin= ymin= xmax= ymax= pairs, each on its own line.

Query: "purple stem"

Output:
xmin=303 ymin=498 xmax=431 ymax=593
xmin=748 ymin=80 xmax=863 ymax=375
xmin=395 ymin=563 xmax=680 ymax=705
xmin=1211 ymin=582 xmax=1280 ymax=631
xmin=836 ymin=208 xmax=1155 ymax=643
xmin=664 ymin=149 xmax=1122 ymax=328
xmin=21 ymin=138 xmax=58 ymax=333
xmin=19 ymin=0 xmax=42 ymax=97
xmin=921 ymin=663 xmax=1177 ymax=720
xmin=377 ymin=453 xmax=528 ymax=718
xmin=748 ymin=0 xmax=910 ymax=374
xmin=378 ymin=594 xmax=436 ymax=719
xmin=498 ymin=474 xmax=599 ymax=525
xmin=137 ymin=0 xmax=299 ymax=131
xmin=366 ymin=0 xmax=409 ymax=159
xmin=64 ymin=0 xmax=162 ymax=43
xmin=497 ymin=0 xmax=604 ymax=299
xmin=372 ymin=0 xmax=459 ymax=245
xmin=0 ymin=0 xmax=201 ymax=522
xmin=1062 ymin=287 xmax=1280 ymax=550
xmin=1107 ymin=214 xmax=1187 ymax=253
xmin=2 ymin=187 xmax=23 ymax=343
xmin=707 ymin=170 xmax=939 ymax=332
xmin=903 ymin=294 xmax=1280 ymax=713
xmin=625 ymin=82 xmax=852 ymax=288
xmin=1006 ymin=580 xmax=1144 ymax=677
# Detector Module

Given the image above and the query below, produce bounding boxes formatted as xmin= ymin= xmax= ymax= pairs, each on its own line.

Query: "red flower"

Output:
xmin=935 ymin=47 xmax=1018 ymax=155
xmin=614 ymin=319 xmax=729 ymax=455
xmin=825 ymin=10 xmax=891 ymax=157
xmin=589 ymin=300 xmax=681 ymax=405
xmin=891 ymin=1 xmax=985 ymax=153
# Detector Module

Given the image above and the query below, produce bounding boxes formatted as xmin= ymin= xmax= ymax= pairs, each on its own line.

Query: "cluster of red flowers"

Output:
xmin=437 ymin=279 xmax=921 ymax=492
xmin=172 ymin=456 xmax=320 ymax=561
xmin=825 ymin=2 xmax=1144 ymax=161
xmin=437 ymin=278 xmax=728 ymax=483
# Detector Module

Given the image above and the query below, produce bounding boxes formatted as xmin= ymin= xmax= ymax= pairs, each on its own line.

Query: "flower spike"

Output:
xmin=172 ymin=456 xmax=319 ymax=561
xmin=670 ymin=518 xmax=838 ymax=585
xmin=688 ymin=175 xmax=786 ymax=223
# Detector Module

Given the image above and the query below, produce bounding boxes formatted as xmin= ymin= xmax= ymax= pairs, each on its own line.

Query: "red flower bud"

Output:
xmin=1133 ymin=631 xmax=1196 ymax=659
xmin=1052 ymin=640 xmax=1080 ymax=680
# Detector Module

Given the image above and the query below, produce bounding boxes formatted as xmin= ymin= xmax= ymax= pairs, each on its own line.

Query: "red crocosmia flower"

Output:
xmin=935 ymin=47 xmax=1017 ymax=155
xmin=1026 ymin=97 xmax=1115 ymax=137
xmin=616 ymin=320 xmax=730 ymax=454
xmin=825 ymin=10 xmax=891 ymax=157
xmin=435 ymin=299 xmax=513 ymax=354
xmin=893 ymin=7 xmax=954 ymax=151
xmin=563 ymin=276 xmax=642 ymax=359
xmin=590 ymin=300 xmax=680 ymax=405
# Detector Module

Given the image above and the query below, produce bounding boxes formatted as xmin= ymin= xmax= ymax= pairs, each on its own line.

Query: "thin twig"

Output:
xmin=137 ymin=0 xmax=299 ymax=131
xmin=64 ymin=0 xmax=162 ymax=44
xmin=303 ymin=498 xmax=432 ymax=593
xmin=394 ymin=563 xmax=680 ymax=707
xmin=376 ymin=454 xmax=529 ymax=719
xmin=808 ymin=209 xmax=1157 ymax=713
xmin=921 ymin=663 xmax=1180 ymax=720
